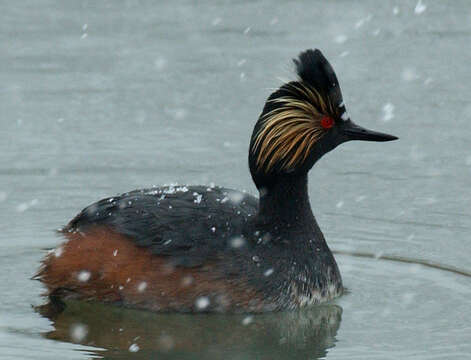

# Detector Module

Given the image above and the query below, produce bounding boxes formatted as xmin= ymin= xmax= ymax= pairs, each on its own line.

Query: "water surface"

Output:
xmin=1 ymin=0 xmax=470 ymax=359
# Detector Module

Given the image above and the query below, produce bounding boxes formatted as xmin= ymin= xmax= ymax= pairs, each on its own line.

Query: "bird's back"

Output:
xmin=63 ymin=185 xmax=258 ymax=267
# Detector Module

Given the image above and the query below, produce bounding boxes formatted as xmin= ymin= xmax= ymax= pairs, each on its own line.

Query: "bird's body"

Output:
xmin=36 ymin=49 xmax=396 ymax=313
xmin=40 ymin=183 xmax=341 ymax=312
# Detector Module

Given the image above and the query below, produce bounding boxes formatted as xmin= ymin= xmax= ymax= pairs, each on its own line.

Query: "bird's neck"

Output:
xmin=255 ymin=173 xmax=317 ymax=235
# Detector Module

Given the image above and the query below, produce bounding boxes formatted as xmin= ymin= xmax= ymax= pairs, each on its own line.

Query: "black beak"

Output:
xmin=342 ymin=120 xmax=398 ymax=142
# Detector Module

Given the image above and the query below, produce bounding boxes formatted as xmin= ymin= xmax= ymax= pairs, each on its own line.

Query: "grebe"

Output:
xmin=36 ymin=49 xmax=397 ymax=313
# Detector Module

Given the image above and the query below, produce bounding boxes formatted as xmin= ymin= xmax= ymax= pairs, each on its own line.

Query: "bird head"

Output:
xmin=249 ymin=49 xmax=397 ymax=189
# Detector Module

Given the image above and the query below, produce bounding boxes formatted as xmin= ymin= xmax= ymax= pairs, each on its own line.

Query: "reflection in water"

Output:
xmin=37 ymin=301 xmax=342 ymax=359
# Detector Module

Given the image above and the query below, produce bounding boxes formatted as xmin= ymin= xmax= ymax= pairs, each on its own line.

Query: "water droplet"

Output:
xmin=334 ymin=34 xmax=347 ymax=44
xmin=230 ymin=236 xmax=246 ymax=248
xmin=242 ymin=316 xmax=253 ymax=325
xmin=382 ymin=102 xmax=395 ymax=122
xmin=195 ymin=296 xmax=210 ymax=310
xmin=70 ymin=323 xmax=88 ymax=342
xmin=264 ymin=268 xmax=274 ymax=277
xmin=181 ymin=275 xmax=194 ymax=287
xmin=193 ymin=192 xmax=203 ymax=204
xmin=237 ymin=59 xmax=247 ymax=67
xmin=129 ymin=343 xmax=140 ymax=352
xmin=77 ymin=270 xmax=91 ymax=282
xmin=354 ymin=14 xmax=372 ymax=29
xmin=137 ymin=281 xmax=147 ymax=292
xmin=54 ymin=247 xmax=63 ymax=258
xmin=227 ymin=191 xmax=244 ymax=204
xmin=414 ymin=0 xmax=426 ymax=14
xmin=16 ymin=199 xmax=38 ymax=212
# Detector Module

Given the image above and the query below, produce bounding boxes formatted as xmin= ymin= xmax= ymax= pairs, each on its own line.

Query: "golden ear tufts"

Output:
xmin=252 ymin=82 xmax=334 ymax=173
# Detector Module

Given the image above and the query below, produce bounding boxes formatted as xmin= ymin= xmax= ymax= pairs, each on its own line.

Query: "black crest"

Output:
xmin=293 ymin=49 xmax=344 ymax=112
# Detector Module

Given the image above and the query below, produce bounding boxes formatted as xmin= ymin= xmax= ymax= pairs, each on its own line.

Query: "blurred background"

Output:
xmin=0 ymin=0 xmax=470 ymax=359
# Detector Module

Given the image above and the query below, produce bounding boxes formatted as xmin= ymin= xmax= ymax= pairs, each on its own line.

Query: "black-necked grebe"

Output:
xmin=36 ymin=49 xmax=397 ymax=313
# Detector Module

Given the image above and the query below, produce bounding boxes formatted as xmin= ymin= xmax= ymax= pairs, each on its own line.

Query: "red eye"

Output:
xmin=320 ymin=116 xmax=335 ymax=129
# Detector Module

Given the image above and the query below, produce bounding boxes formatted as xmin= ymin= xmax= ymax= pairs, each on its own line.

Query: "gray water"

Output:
xmin=1 ymin=0 xmax=471 ymax=359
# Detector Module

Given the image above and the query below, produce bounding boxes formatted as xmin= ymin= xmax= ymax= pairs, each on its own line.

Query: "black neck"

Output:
xmin=255 ymin=173 xmax=317 ymax=235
